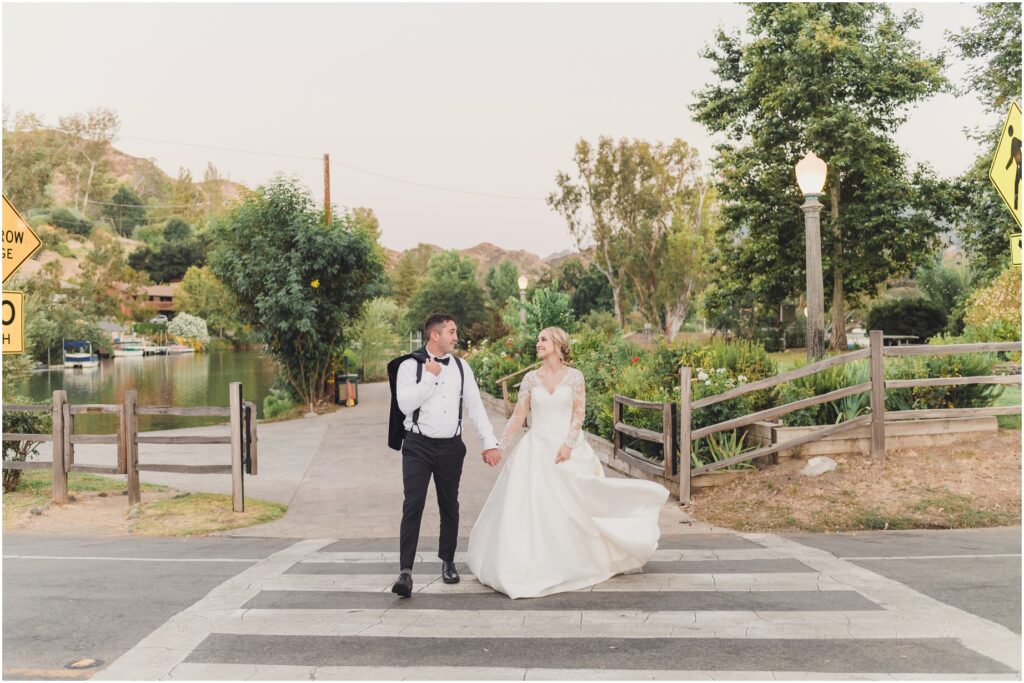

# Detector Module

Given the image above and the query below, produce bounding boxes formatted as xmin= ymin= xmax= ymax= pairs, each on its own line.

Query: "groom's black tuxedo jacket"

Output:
xmin=387 ymin=346 xmax=430 ymax=451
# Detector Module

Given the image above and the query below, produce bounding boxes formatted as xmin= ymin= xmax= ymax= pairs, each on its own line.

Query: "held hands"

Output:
xmin=482 ymin=448 xmax=501 ymax=467
xmin=555 ymin=445 xmax=572 ymax=464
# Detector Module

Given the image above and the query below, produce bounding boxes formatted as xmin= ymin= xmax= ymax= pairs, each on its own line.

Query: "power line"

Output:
xmin=116 ymin=133 xmax=546 ymax=202
xmin=22 ymin=123 xmax=547 ymax=202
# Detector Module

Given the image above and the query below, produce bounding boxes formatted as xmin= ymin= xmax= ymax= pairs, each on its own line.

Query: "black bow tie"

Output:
xmin=432 ymin=356 xmax=450 ymax=365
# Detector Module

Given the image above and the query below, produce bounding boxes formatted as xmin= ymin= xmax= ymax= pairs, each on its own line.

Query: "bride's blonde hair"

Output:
xmin=540 ymin=326 xmax=571 ymax=365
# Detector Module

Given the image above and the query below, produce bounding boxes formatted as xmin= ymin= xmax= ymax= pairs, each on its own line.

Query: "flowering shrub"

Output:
xmin=168 ymin=313 xmax=210 ymax=347
xmin=963 ymin=266 xmax=1021 ymax=332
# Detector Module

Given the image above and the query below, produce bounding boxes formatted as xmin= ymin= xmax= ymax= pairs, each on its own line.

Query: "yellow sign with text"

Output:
xmin=3 ymin=291 xmax=24 ymax=354
xmin=989 ymin=101 xmax=1023 ymax=227
xmin=2 ymin=195 xmax=42 ymax=284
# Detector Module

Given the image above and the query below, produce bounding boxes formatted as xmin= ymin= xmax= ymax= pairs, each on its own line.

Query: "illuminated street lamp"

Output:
xmin=795 ymin=152 xmax=827 ymax=362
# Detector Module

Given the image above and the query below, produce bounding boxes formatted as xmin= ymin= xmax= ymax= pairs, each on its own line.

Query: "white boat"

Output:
xmin=63 ymin=340 xmax=100 ymax=368
xmin=113 ymin=334 xmax=146 ymax=358
xmin=167 ymin=344 xmax=195 ymax=354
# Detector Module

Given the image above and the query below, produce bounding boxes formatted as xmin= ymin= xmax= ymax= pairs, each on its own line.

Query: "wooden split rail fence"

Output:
xmin=2 ymin=382 xmax=258 ymax=512
xmin=610 ymin=331 xmax=1021 ymax=504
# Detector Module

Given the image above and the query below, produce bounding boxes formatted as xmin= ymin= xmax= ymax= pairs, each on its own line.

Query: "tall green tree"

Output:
xmin=391 ymin=243 xmax=436 ymax=306
xmin=175 ymin=266 xmax=242 ymax=339
xmin=102 ymin=185 xmax=148 ymax=236
xmin=210 ymin=177 xmax=385 ymax=407
xmin=405 ymin=250 xmax=489 ymax=345
xmin=947 ymin=3 xmax=1022 ymax=280
xmin=548 ymin=137 xmax=709 ymax=335
xmin=485 ymin=260 xmax=520 ymax=307
xmin=692 ymin=3 xmax=946 ymax=349
xmin=57 ymin=107 xmax=120 ymax=215
xmin=2 ymin=111 xmax=64 ymax=210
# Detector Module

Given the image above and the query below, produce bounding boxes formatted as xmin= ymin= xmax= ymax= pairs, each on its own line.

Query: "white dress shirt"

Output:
xmin=395 ymin=352 xmax=500 ymax=450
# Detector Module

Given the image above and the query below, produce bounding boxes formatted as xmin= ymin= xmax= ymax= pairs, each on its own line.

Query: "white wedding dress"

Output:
xmin=467 ymin=367 xmax=669 ymax=599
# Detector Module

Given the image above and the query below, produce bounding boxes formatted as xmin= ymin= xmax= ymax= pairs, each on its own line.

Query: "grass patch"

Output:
xmin=849 ymin=507 xmax=917 ymax=531
xmin=995 ymin=385 xmax=1021 ymax=430
xmin=767 ymin=348 xmax=808 ymax=373
xmin=910 ymin=488 xmax=1018 ymax=528
xmin=131 ymin=492 xmax=286 ymax=537
xmin=4 ymin=470 xmax=167 ymax=527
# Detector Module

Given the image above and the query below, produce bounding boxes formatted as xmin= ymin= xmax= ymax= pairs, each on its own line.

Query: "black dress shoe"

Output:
xmin=441 ymin=560 xmax=460 ymax=584
xmin=391 ymin=572 xmax=413 ymax=597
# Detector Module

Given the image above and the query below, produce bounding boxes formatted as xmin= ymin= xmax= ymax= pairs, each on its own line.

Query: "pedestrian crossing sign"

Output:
xmin=988 ymin=101 xmax=1023 ymax=227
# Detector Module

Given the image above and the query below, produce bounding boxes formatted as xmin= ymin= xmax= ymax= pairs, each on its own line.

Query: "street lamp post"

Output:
xmin=796 ymin=152 xmax=827 ymax=362
xmin=518 ymin=275 xmax=528 ymax=327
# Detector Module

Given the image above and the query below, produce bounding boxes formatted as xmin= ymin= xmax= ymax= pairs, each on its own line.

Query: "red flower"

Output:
xmin=630 ymin=356 xmax=640 ymax=364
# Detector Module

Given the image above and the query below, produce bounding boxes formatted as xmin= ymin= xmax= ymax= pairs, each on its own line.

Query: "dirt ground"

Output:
xmin=4 ymin=488 xmax=179 ymax=537
xmin=687 ymin=430 xmax=1022 ymax=532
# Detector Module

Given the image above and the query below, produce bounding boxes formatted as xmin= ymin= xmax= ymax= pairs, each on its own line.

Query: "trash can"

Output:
xmin=335 ymin=372 xmax=359 ymax=406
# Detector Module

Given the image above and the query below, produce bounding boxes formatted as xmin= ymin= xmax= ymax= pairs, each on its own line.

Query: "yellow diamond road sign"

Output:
xmin=3 ymin=291 xmax=24 ymax=354
xmin=2 ymin=194 xmax=42 ymax=285
xmin=989 ymin=101 xmax=1023 ymax=228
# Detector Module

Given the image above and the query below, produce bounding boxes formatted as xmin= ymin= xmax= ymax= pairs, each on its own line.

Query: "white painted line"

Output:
xmin=301 ymin=548 xmax=790 ymax=564
xmin=845 ymin=554 xmax=1021 ymax=561
xmin=202 ymin=607 xmax=946 ymax=640
xmin=744 ymin=534 xmax=1023 ymax=673
xmin=164 ymin=663 xmax=1023 ymax=681
xmin=3 ymin=555 xmax=260 ymax=563
xmin=92 ymin=538 xmax=335 ymax=681
xmin=264 ymin=571 xmax=855 ymax=593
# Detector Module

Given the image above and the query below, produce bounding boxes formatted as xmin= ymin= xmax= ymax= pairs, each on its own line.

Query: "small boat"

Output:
xmin=63 ymin=340 xmax=100 ymax=368
xmin=113 ymin=334 xmax=146 ymax=358
xmin=167 ymin=344 xmax=195 ymax=354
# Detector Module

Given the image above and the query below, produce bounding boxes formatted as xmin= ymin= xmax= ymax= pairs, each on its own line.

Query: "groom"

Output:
xmin=387 ymin=313 xmax=502 ymax=597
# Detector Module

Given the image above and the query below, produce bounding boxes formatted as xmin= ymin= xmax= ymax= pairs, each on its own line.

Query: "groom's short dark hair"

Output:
xmin=423 ymin=313 xmax=456 ymax=340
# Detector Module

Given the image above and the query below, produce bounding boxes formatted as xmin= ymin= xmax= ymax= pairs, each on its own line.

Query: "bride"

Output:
xmin=466 ymin=326 xmax=669 ymax=599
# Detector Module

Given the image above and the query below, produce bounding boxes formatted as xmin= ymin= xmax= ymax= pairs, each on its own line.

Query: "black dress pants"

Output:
xmin=399 ymin=431 xmax=467 ymax=570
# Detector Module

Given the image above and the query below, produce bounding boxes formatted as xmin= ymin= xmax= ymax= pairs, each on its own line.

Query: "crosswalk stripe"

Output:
xmin=301 ymin=548 xmax=791 ymax=563
xmin=189 ymin=607 xmax=949 ymax=640
xmin=263 ymin=571 xmax=856 ymax=593
xmin=165 ymin=663 xmax=1023 ymax=681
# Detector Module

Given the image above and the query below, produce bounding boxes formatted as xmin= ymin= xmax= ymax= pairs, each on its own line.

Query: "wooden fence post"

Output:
xmin=62 ymin=398 xmax=73 ymax=472
xmin=245 ymin=400 xmax=259 ymax=477
xmin=51 ymin=391 xmax=68 ymax=505
xmin=612 ymin=397 xmax=623 ymax=460
xmin=679 ymin=367 xmax=692 ymax=505
xmin=117 ymin=401 xmax=127 ymax=475
xmin=661 ymin=401 xmax=674 ymax=480
xmin=869 ymin=329 xmax=886 ymax=463
xmin=229 ymin=382 xmax=244 ymax=512
xmin=124 ymin=390 xmax=141 ymax=506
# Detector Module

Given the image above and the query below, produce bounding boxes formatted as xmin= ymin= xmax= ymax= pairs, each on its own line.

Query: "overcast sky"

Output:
xmin=3 ymin=2 xmax=993 ymax=258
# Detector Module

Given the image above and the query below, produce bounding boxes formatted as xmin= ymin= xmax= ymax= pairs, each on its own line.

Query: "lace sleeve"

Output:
xmin=498 ymin=371 xmax=532 ymax=452
xmin=563 ymin=369 xmax=585 ymax=448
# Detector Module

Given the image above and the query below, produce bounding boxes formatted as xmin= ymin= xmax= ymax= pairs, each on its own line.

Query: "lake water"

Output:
xmin=9 ymin=350 xmax=279 ymax=434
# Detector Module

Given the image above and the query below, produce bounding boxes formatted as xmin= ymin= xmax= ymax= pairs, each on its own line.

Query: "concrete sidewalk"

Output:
xmin=73 ymin=380 xmax=704 ymax=538
xmin=227 ymin=382 xmax=702 ymax=538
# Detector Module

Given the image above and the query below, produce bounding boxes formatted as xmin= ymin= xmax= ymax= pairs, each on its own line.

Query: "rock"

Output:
xmin=98 ymin=491 xmax=108 ymax=498
xmin=29 ymin=507 xmax=44 ymax=516
xmin=799 ymin=456 xmax=837 ymax=477
xmin=67 ymin=494 xmax=77 ymax=503
xmin=121 ymin=490 xmax=128 ymax=496
xmin=126 ymin=505 xmax=141 ymax=520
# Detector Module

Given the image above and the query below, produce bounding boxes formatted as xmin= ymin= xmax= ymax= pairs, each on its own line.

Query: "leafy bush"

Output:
xmin=167 ymin=313 xmax=210 ymax=346
xmin=777 ymin=361 xmax=870 ymax=426
xmin=866 ymin=297 xmax=948 ymax=342
xmin=262 ymin=387 xmax=297 ymax=420
xmin=46 ymin=206 xmax=93 ymax=236
xmin=963 ymin=266 xmax=1021 ymax=333
xmin=3 ymin=397 xmax=52 ymax=491
xmin=917 ymin=257 xmax=970 ymax=333
xmin=885 ymin=349 xmax=1003 ymax=411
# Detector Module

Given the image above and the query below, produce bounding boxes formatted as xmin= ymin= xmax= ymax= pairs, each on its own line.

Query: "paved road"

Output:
xmin=6 ymin=382 xmax=1021 ymax=679
xmin=3 ymin=528 xmax=1019 ymax=680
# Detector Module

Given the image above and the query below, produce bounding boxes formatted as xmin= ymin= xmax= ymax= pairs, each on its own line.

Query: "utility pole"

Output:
xmin=323 ymin=153 xmax=331 ymax=225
